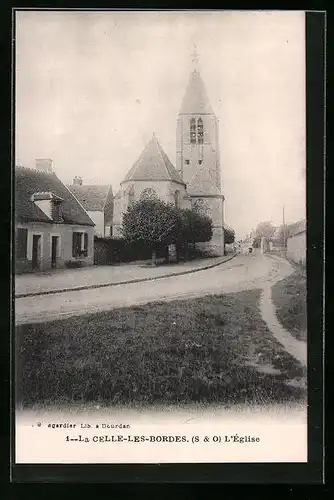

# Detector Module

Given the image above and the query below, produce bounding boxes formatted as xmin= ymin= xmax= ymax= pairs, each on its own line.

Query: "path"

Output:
xmin=15 ymin=252 xmax=308 ymax=367
xmin=15 ymin=255 xmax=232 ymax=297
xmin=259 ymin=255 xmax=307 ymax=367
xmin=16 ymin=253 xmax=292 ymax=325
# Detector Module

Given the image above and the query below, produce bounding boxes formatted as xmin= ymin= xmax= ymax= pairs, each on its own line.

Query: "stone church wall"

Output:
xmin=112 ymin=180 xmax=190 ymax=237
xmin=196 ymin=227 xmax=225 ymax=257
xmin=176 ymin=114 xmax=220 ymax=187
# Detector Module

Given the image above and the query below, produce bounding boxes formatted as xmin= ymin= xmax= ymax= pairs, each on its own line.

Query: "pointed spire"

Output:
xmin=191 ymin=44 xmax=199 ymax=72
xmin=179 ymin=69 xmax=214 ymax=115
xmin=179 ymin=45 xmax=214 ymax=115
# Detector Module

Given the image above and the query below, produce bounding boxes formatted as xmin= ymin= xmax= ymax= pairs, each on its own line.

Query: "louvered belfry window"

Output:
xmin=190 ymin=118 xmax=196 ymax=144
xmin=197 ymin=118 xmax=204 ymax=144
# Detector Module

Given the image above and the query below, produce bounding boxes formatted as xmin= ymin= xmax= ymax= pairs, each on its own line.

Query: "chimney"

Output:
xmin=73 ymin=176 xmax=83 ymax=186
xmin=36 ymin=158 xmax=53 ymax=173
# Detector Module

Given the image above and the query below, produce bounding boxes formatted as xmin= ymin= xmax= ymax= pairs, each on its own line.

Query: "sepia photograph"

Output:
xmin=13 ymin=9 xmax=311 ymax=468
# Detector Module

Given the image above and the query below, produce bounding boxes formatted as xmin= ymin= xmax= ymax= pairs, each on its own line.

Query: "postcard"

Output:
xmin=12 ymin=9 xmax=324 ymax=482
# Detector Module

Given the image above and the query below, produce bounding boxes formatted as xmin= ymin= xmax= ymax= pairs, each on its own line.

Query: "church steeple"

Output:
xmin=191 ymin=44 xmax=199 ymax=72
xmin=179 ymin=48 xmax=214 ymax=115
xmin=176 ymin=49 xmax=225 ymax=255
xmin=176 ymin=47 xmax=221 ymax=190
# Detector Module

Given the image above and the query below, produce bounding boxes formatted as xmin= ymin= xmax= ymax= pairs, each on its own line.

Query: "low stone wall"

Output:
xmin=195 ymin=227 xmax=225 ymax=257
xmin=287 ymin=231 xmax=306 ymax=267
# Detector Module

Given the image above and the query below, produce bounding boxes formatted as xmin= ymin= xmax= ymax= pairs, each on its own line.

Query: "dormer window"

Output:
xmin=31 ymin=191 xmax=64 ymax=222
xmin=52 ymin=199 xmax=63 ymax=222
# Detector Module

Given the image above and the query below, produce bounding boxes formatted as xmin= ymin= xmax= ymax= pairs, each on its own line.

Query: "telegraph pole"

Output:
xmin=282 ymin=206 xmax=286 ymax=256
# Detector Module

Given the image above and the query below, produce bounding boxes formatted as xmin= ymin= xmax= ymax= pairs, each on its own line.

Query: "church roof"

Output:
xmin=179 ymin=70 xmax=214 ymax=115
xmin=186 ymin=167 xmax=221 ymax=196
xmin=122 ymin=135 xmax=185 ymax=185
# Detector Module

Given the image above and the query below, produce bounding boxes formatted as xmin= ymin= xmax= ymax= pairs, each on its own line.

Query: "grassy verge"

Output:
xmin=16 ymin=290 xmax=306 ymax=408
xmin=271 ymin=269 xmax=307 ymax=341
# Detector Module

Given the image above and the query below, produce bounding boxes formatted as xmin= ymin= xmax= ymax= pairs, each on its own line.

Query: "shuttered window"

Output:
xmin=72 ymin=232 xmax=80 ymax=257
xmin=16 ymin=228 xmax=28 ymax=259
xmin=84 ymin=233 xmax=88 ymax=256
xmin=72 ymin=232 xmax=88 ymax=257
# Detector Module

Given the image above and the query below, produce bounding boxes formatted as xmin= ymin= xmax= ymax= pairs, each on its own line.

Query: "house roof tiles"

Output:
xmin=67 ymin=185 xmax=112 ymax=212
xmin=15 ymin=166 xmax=94 ymax=226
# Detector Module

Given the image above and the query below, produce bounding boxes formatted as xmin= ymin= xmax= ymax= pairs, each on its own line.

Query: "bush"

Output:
xmin=65 ymin=260 xmax=84 ymax=269
xmin=224 ymin=227 xmax=235 ymax=245
xmin=176 ymin=208 xmax=213 ymax=245
xmin=94 ymin=237 xmax=165 ymax=264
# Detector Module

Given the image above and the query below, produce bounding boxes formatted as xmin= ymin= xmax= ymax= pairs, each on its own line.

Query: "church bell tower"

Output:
xmin=176 ymin=46 xmax=225 ymax=255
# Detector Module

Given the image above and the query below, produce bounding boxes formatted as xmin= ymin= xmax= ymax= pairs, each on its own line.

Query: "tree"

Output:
xmin=224 ymin=227 xmax=235 ymax=245
xmin=271 ymin=224 xmax=287 ymax=247
xmin=122 ymin=200 xmax=213 ymax=265
xmin=255 ymin=221 xmax=276 ymax=239
xmin=122 ymin=199 xmax=179 ymax=266
xmin=177 ymin=208 xmax=213 ymax=245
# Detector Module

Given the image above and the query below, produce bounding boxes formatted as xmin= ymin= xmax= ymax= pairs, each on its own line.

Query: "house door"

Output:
xmin=51 ymin=236 xmax=59 ymax=268
xmin=32 ymin=235 xmax=41 ymax=270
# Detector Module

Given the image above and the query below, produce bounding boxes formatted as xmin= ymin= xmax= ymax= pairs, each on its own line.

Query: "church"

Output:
xmin=112 ymin=50 xmax=226 ymax=256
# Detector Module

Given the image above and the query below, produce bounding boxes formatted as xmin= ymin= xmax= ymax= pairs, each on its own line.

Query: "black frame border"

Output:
xmin=9 ymin=8 xmax=326 ymax=484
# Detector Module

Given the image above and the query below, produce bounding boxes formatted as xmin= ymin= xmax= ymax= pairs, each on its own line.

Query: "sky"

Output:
xmin=15 ymin=10 xmax=306 ymax=239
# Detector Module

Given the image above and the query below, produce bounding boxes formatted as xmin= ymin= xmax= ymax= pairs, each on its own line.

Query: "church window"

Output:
xmin=128 ymin=185 xmax=135 ymax=206
xmin=185 ymin=159 xmax=190 ymax=165
xmin=140 ymin=188 xmax=158 ymax=200
xmin=198 ymin=159 xmax=203 ymax=165
xmin=190 ymin=118 xmax=196 ymax=144
xmin=197 ymin=118 xmax=204 ymax=144
xmin=193 ymin=199 xmax=210 ymax=217
xmin=174 ymin=190 xmax=180 ymax=208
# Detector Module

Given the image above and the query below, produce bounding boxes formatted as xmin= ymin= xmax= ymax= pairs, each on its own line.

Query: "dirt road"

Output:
xmin=15 ymin=253 xmax=294 ymax=325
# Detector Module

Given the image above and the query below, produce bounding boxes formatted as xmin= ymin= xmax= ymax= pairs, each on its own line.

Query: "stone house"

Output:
xmin=15 ymin=159 xmax=95 ymax=273
xmin=286 ymin=219 xmax=306 ymax=266
xmin=67 ymin=177 xmax=114 ymax=237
